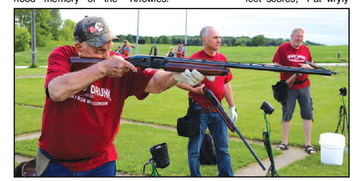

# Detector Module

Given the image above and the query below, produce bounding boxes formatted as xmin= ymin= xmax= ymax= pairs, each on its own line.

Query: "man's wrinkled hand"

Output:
xmin=100 ymin=55 xmax=137 ymax=78
xmin=173 ymin=69 xmax=205 ymax=86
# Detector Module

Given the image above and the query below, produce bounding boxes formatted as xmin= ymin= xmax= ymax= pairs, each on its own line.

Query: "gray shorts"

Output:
xmin=282 ymin=86 xmax=313 ymax=121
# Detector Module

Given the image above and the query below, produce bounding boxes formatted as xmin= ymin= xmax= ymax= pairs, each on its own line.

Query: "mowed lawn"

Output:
xmin=15 ymin=67 xmax=349 ymax=147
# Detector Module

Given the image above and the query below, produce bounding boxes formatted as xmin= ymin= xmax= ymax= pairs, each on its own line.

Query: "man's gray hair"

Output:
xmin=200 ymin=26 xmax=214 ymax=38
xmin=291 ymin=27 xmax=304 ymax=36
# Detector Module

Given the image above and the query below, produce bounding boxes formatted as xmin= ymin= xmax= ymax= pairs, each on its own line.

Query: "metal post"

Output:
xmin=184 ymin=9 xmax=188 ymax=57
xmin=31 ymin=9 xmax=36 ymax=68
xmin=135 ymin=9 xmax=140 ymax=55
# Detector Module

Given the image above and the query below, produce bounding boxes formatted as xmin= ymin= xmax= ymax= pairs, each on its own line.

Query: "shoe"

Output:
xmin=276 ymin=143 xmax=288 ymax=151
xmin=305 ymin=145 xmax=316 ymax=154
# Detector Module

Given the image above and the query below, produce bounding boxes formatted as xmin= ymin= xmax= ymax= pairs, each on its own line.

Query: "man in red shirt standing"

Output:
xmin=273 ymin=28 xmax=316 ymax=154
xmin=37 ymin=16 xmax=205 ymax=176
xmin=177 ymin=26 xmax=237 ymax=176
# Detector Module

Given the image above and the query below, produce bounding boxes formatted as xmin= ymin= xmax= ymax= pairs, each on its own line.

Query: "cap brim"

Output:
xmin=86 ymin=32 xmax=118 ymax=48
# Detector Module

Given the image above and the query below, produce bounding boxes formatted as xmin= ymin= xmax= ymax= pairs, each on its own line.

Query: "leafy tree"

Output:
xmin=35 ymin=9 xmax=52 ymax=47
xmin=58 ymin=19 xmax=75 ymax=41
xmin=144 ymin=36 xmax=151 ymax=44
xmin=14 ymin=9 xmax=55 ymax=47
xmin=234 ymin=36 xmax=252 ymax=46
xmin=125 ymin=34 xmax=136 ymax=43
xmin=222 ymin=37 xmax=236 ymax=46
xmin=252 ymin=34 xmax=266 ymax=46
xmin=158 ymin=35 xmax=171 ymax=44
xmin=305 ymin=40 xmax=324 ymax=46
xmin=49 ymin=9 xmax=62 ymax=41
xmin=15 ymin=9 xmax=31 ymax=28
xmin=15 ymin=25 xmax=31 ymax=52
xmin=149 ymin=36 xmax=158 ymax=44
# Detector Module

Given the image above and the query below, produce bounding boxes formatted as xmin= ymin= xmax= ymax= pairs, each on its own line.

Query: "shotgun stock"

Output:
xmin=285 ymin=74 xmax=299 ymax=88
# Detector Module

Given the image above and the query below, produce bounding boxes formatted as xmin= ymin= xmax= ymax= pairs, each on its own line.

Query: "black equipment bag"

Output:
xmin=177 ymin=98 xmax=201 ymax=137
xmin=177 ymin=116 xmax=199 ymax=137
xmin=199 ymin=133 xmax=217 ymax=165
xmin=14 ymin=159 xmax=36 ymax=177
xmin=272 ymin=80 xmax=288 ymax=105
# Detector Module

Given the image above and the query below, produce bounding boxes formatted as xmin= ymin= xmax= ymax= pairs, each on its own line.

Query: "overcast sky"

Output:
xmin=61 ymin=9 xmax=348 ymax=45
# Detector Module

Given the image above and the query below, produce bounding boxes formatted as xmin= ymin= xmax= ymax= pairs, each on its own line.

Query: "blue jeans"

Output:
xmin=41 ymin=161 xmax=116 ymax=176
xmin=40 ymin=150 xmax=116 ymax=176
xmin=188 ymin=111 xmax=233 ymax=176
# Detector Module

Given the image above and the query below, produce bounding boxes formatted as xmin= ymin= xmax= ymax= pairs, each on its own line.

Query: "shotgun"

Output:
xmin=70 ymin=55 xmax=337 ymax=76
xmin=203 ymin=88 xmax=266 ymax=171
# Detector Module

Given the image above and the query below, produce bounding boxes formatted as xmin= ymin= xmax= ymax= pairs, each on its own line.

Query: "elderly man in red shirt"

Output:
xmin=37 ymin=16 xmax=205 ymax=176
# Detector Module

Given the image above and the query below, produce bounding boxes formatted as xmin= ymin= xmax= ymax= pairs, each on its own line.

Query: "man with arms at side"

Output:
xmin=37 ymin=16 xmax=205 ymax=176
xmin=273 ymin=27 xmax=316 ymax=154
xmin=177 ymin=26 xmax=237 ymax=176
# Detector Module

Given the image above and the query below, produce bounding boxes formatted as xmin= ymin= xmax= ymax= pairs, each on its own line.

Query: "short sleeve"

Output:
xmin=124 ymin=68 xmax=158 ymax=100
xmin=45 ymin=46 xmax=77 ymax=88
xmin=272 ymin=47 xmax=282 ymax=65
xmin=224 ymin=70 xmax=233 ymax=83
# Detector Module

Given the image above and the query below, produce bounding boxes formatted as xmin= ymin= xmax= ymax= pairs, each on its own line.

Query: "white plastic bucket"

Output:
xmin=319 ymin=132 xmax=345 ymax=165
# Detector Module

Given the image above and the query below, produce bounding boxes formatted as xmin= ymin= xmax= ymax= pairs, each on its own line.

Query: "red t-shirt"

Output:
xmin=188 ymin=50 xmax=233 ymax=108
xmin=177 ymin=46 xmax=185 ymax=57
xmin=272 ymin=42 xmax=312 ymax=90
xmin=39 ymin=45 xmax=157 ymax=172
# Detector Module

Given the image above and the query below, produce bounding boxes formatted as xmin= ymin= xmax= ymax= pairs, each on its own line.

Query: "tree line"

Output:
xmin=119 ymin=34 xmax=323 ymax=47
xmin=15 ymin=9 xmax=75 ymax=52
xmin=15 ymin=9 xmax=324 ymax=52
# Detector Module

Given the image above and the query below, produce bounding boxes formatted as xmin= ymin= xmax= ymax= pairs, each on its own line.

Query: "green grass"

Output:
xmin=15 ymin=123 xmax=273 ymax=176
xmin=15 ymin=123 xmax=348 ymax=176
xmin=15 ymin=67 xmax=47 ymax=76
xmin=15 ymin=105 xmax=42 ymax=135
xmin=15 ymin=139 xmax=39 ymax=158
xmin=122 ymin=87 xmax=188 ymax=127
xmin=15 ymin=77 xmax=46 ymax=107
xmin=278 ymin=151 xmax=349 ymax=176
xmin=15 ymin=40 xmax=348 ymax=66
xmin=14 ymin=67 xmax=349 ymax=147
xmin=15 ymin=40 xmax=75 ymax=66
xmin=309 ymin=46 xmax=349 ymax=63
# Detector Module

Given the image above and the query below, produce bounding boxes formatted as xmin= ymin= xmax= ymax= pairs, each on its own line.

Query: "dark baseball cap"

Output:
xmin=74 ymin=16 xmax=118 ymax=47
